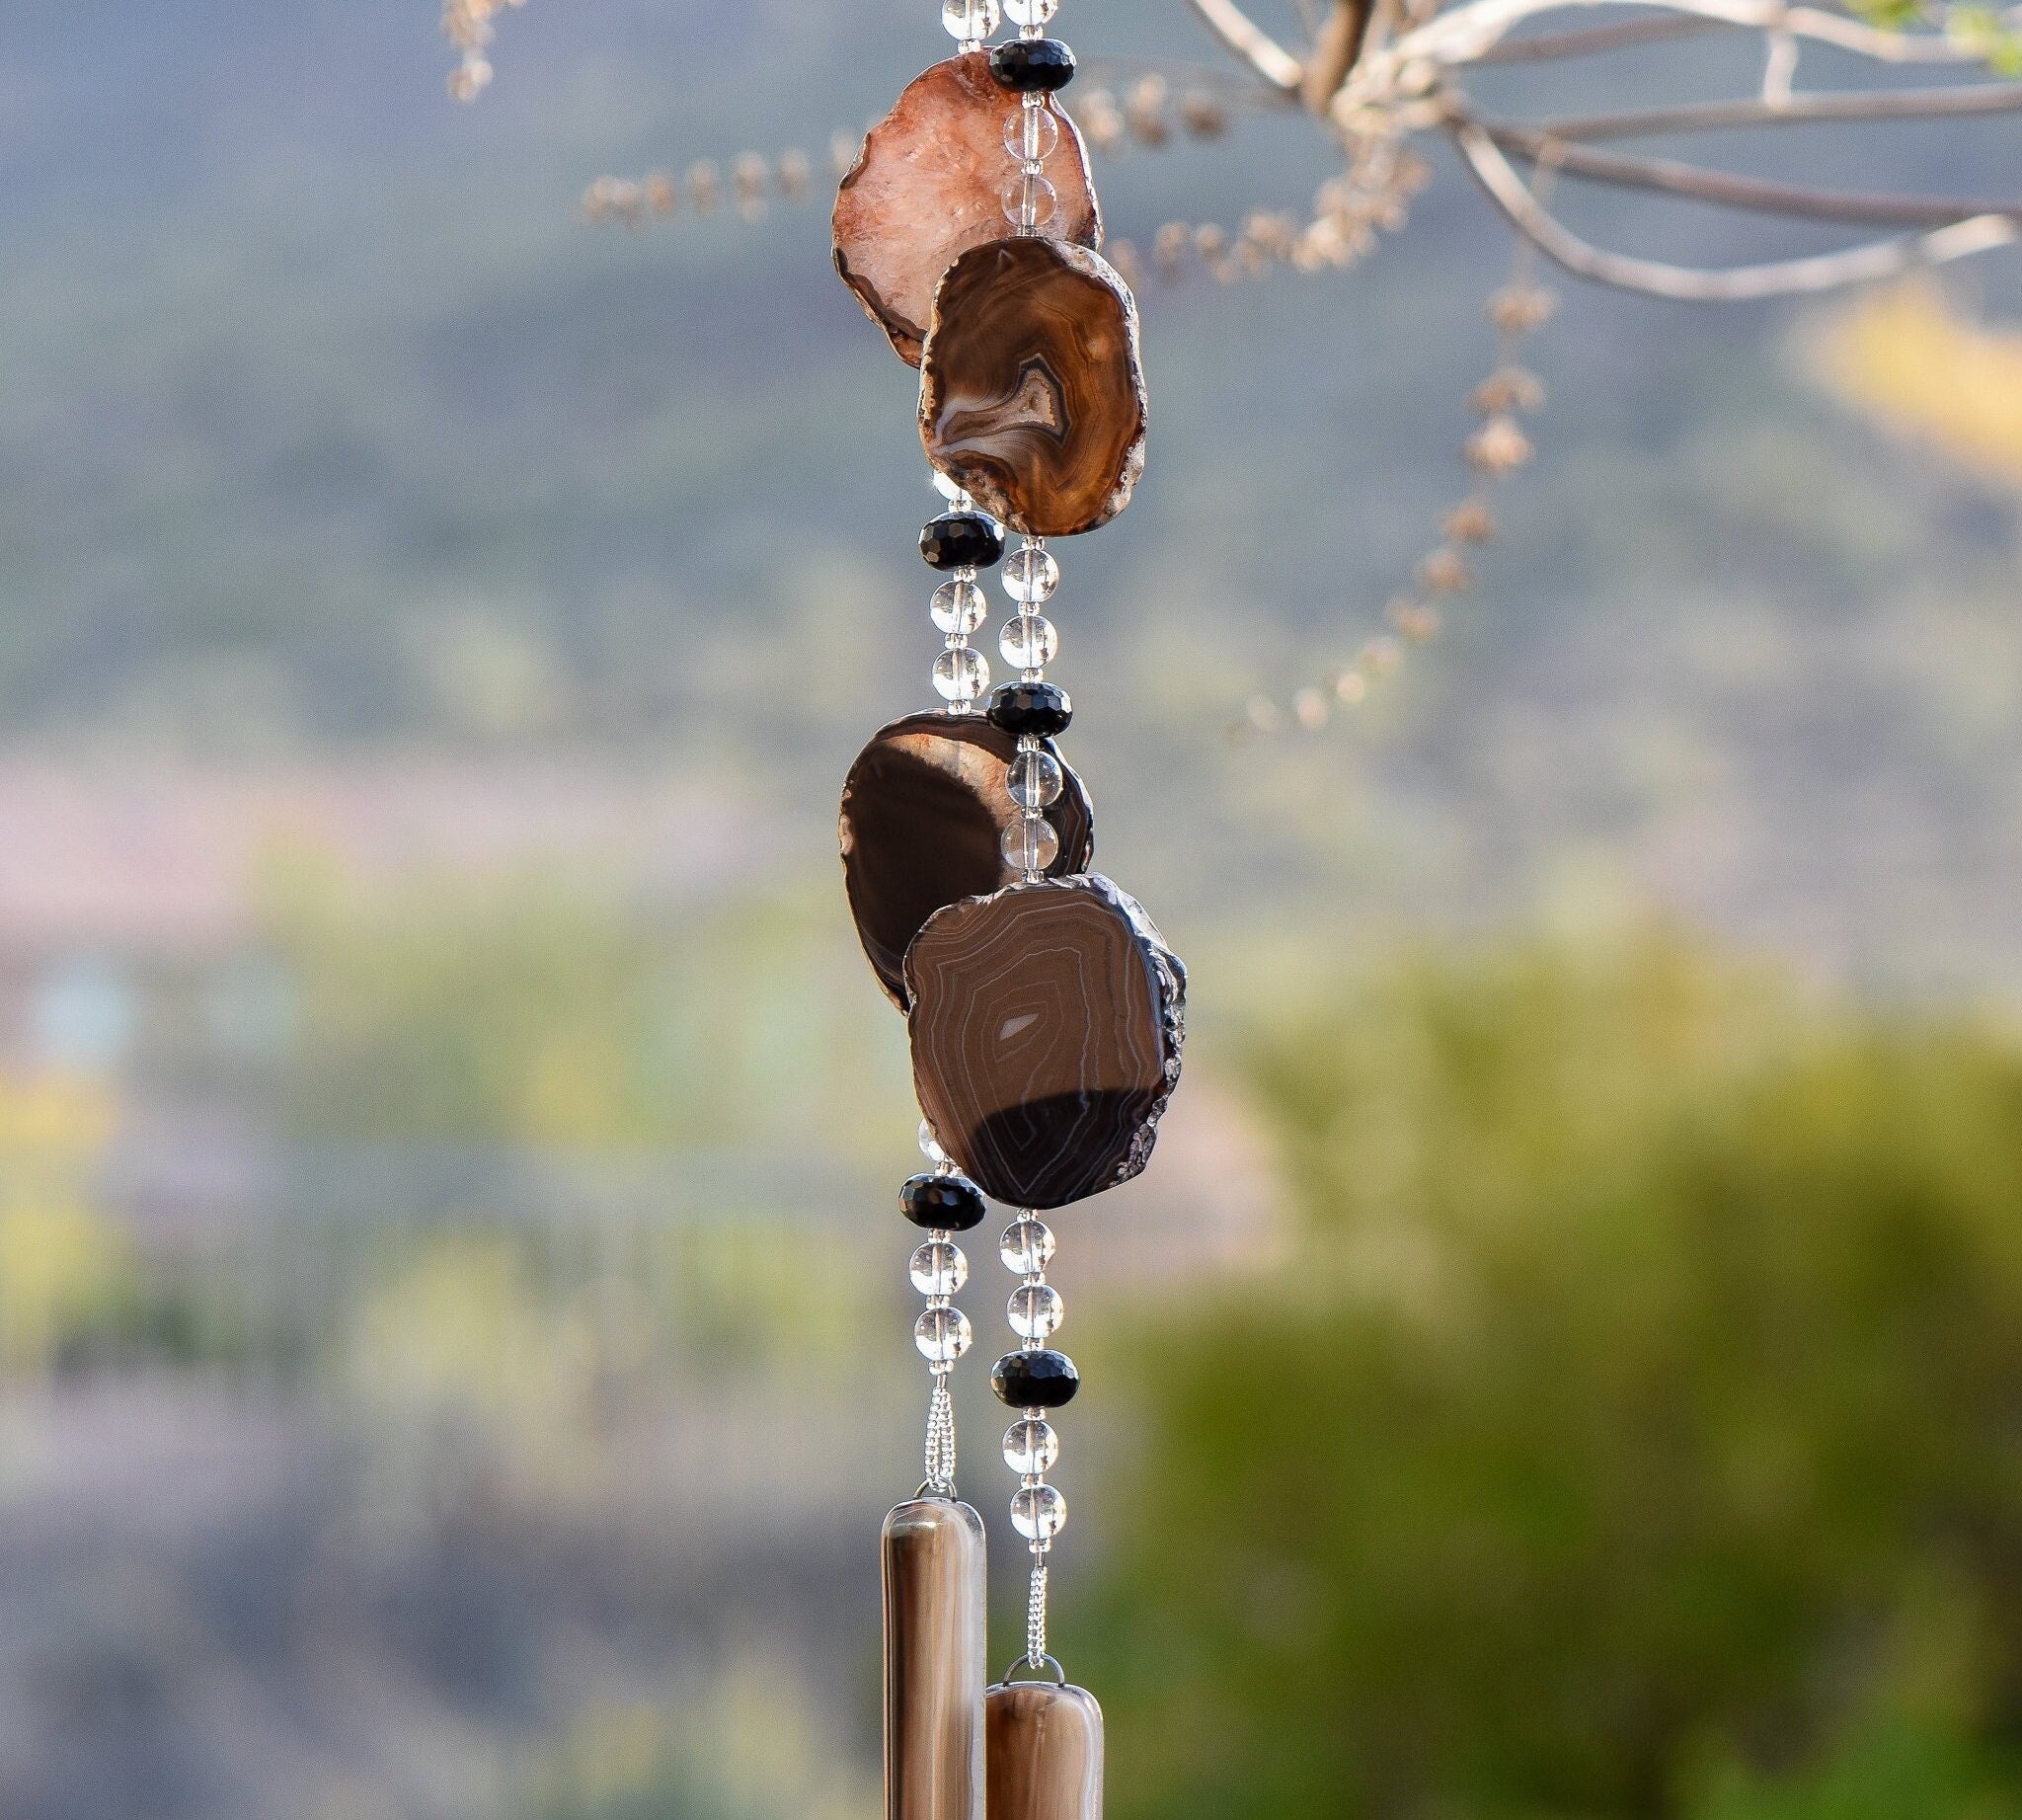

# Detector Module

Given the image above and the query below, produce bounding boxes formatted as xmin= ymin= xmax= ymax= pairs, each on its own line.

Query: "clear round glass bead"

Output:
xmin=1005 ymin=0 xmax=1058 ymax=23
xmin=915 ymin=1304 xmax=973 ymax=1366
xmin=932 ymin=579 xmax=988 ymax=635
xmin=1008 ymin=1281 xmax=1064 ymax=1341
xmin=1001 ymin=814 xmax=1059 ymax=873
xmin=1004 ymin=105 xmax=1060 ymax=164
xmin=1000 ymin=1216 xmax=1056 ymax=1275
xmin=1007 ymin=749 xmax=1064 ymax=811
xmin=918 ymin=1119 xmax=948 ymax=1164
xmin=1011 ymin=1481 xmax=1067 ymax=1542
xmin=942 ymin=0 xmax=1001 ymax=39
xmin=1003 ymin=1417 xmax=1060 ymax=1475
xmin=933 ymin=645 xmax=989 ymax=703
xmin=1000 ymin=612 xmax=1058 ymax=672
xmin=1001 ymin=171 xmax=1058 ymax=231
xmin=910 ymin=1240 xmax=969 ymax=1298
xmin=1003 ymin=545 xmax=1059 ymax=604
xmin=932 ymin=468 xmax=966 ymax=502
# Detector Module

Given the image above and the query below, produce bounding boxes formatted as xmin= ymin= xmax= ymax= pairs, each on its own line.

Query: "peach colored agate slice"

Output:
xmin=833 ymin=52 xmax=1101 ymax=366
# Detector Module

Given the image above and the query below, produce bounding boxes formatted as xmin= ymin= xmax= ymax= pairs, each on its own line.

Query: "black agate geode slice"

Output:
xmin=904 ymin=874 xmax=1185 ymax=1209
xmin=840 ymin=711 xmax=1094 ymax=1008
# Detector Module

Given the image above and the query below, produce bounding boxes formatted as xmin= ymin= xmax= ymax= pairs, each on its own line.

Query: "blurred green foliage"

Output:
xmin=269 ymin=858 xmax=911 ymax=1159
xmin=1089 ymin=929 xmax=2022 ymax=1820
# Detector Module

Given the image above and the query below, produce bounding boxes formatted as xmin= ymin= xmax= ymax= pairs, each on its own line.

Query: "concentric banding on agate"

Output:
xmin=903 ymin=873 xmax=1185 ymax=1209
xmin=919 ymin=237 xmax=1146 ymax=538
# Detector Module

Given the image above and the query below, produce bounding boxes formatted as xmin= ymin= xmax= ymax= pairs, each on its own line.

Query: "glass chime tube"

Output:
xmin=884 ymin=1497 xmax=989 ymax=1820
xmin=987 ymin=1681 xmax=1104 ymax=1820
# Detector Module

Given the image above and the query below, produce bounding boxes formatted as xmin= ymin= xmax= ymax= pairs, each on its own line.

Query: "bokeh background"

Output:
xmin=3 ymin=1 xmax=2022 ymax=1815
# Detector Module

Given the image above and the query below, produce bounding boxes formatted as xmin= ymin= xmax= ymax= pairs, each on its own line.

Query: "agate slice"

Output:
xmin=904 ymin=874 xmax=1185 ymax=1210
xmin=840 ymin=711 xmax=1094 ymax=1008
xmin=885 ymin=1499 xmax=988 ymax=1820
xmin=833 ymin=53 xmax=1101 ymax=366
xmin=987 ymin=1682 xmax=1105 ymax=1820
xmin=919 ymin=238 xmax=1146 ymax=538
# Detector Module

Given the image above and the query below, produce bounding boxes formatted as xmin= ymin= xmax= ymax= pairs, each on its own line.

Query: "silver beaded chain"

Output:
xmin=929 ymin=473 xmax=993 ymax=713
xmin=1000 ymin=540 xmax=1062 ymax=880
xmin=912 ymin=1121 xmax=974 ymax=1493
xmin=1001 ymin=1212 xmax=1066 ymax=1664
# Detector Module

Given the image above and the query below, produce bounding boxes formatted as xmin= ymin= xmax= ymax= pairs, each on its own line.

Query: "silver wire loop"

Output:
xmin=1002 ymin=1652 xmax=1068 ymax=1686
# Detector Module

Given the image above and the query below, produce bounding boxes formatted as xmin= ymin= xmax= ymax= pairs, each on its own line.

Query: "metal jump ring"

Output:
xmin=1001 ymin=1651 xmax=1067 ymax=1686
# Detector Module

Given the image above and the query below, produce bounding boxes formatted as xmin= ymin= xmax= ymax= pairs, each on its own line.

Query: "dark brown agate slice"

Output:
xmin=919 ymin=238 xmax=1146 ymax=538
xmin=833 ymin=54 xmax=1101 ymax=367
xmin=841 ymin=711 xmax=1095 ymax=1009
xmin=905 ymin=874 xmax=1185 ymax=1210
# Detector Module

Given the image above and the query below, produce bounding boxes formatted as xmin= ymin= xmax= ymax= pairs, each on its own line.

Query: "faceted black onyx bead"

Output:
xmin=991 ymin=1348 xmax=1080 ymax=1408
xmin=921 ymin=513 xmax=1006 ymax=571
xmin=900 ymin=1171 xmax=988 ymax=1232
xmin=989 ymin=38 xmax=1077 ymax=93
xmin=987 ymin=681 xmax=1072 ymax=738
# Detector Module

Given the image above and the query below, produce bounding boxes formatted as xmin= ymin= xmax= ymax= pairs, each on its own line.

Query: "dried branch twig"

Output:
xmin=1451 ymin=120 xmax=2020 ymax=299
xmin=1478 ymin=116 xmax=2022 ymax=225
xmin=1182 ymin=0 xmax=1305 ymax=89
xmin=1531 ymin=81 xmax=2022 ymax=139
xmin=1304 ymin=0 xmax=1377 ymax=109
xmin=1473 ymin=13 xmax=1735 ymax=60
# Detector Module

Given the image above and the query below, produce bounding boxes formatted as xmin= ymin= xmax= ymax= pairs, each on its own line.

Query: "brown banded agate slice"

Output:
xmin=833 ymin=54 xmax=1101 ymax=366
xmin=841 ymin=711 xmax=1095 ymax=1009
xmin=987 ymin=1681 xmax=1104 ymax=1820
xmin=919 ymin=238 xmax=1146 ymax=538
xmin=904 ymin=874 xmax=1185 ymax=1209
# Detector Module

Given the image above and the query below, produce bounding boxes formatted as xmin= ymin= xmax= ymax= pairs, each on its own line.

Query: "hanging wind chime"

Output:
xmin=831 ymin=1 xmax=1185 ymax=1814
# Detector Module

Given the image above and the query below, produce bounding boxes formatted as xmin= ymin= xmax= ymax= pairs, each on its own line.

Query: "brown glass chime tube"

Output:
xmin=885 ymin=1497 xmax=988 ymax=1820
xmin=834 ymin=1 xmax=1183 ymax=1816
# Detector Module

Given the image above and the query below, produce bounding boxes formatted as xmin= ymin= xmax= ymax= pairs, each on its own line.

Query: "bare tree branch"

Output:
xmin=1182 ymin=0 xmax=1305 ymax=90
xmin=1479 ymin=117 xmax=2022 ymax=225
xmin=1532 ymin=81 xmax=2022 ymax=139
xmin=1304 ymin=0 xmax=1377 ymax=110
xmin=1474 ymin=14 xmax=1735 ymax=60
xmin=1450 ymin=120 xmax=2020 ymax=299
xmin=1373 ymin=0 xmax=1985 ymax=88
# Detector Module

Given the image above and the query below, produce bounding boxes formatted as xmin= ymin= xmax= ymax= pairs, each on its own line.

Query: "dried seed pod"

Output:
xmin=1472 ymin=365 xmax=1546 ymax=414
xmin=1077 ymin=87 xmax=1127 ymax=153
xmin=1417 ymin=547 xmax=1474 ymax=594
xmin=1442 ymin=499 xmax=1497 ymax=544
xmin=1178 ymin=89 xmax=1231 ymax=137
xmin=833 ymin=53 xmax=1101 ymax=366
xmin=1465 ymin=414 xmax=1534 ymax=474
xmin=919 ymin=237 xmax=1147 ymax=538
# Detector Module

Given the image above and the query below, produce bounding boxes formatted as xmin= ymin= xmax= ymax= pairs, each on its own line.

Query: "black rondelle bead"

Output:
xmin=991 ymin=1348 xmax=1080 ymax=1408
xmin=987 ymin=680 xmax=1072 ymax=739
xmin=920 ymin=513 xmax=1005 ymax=571
xmin=989 ymin=37 xmax=1077 ymax=92
xmin=899 ymin=1171 xmax=988 ymax=1232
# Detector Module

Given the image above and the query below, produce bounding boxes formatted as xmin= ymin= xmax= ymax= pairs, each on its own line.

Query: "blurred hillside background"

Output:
xmin=1 ymin=0 xmax=2020 ymax=1816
